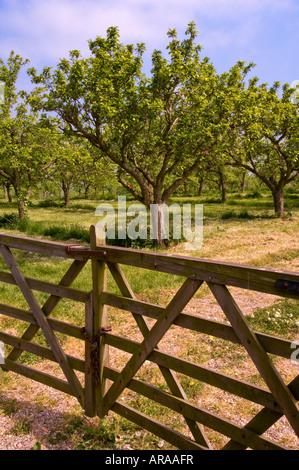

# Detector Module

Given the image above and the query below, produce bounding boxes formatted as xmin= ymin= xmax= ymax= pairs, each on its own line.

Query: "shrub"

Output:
xmin=37 ymin=199 xmax=64 ymax=208
xmin=202 ymin=197 xmax=223 ymax=204
xmin=238 ymin=210 xmax=254 ymax=219
xmin=43 ymin=224 xmax=90 ymax=243
xmin=221 ymin=210 xmax=254 ymax=220
xmin=245 ymin=189 xmax=262 ymax=199
xmin=106 ymin=225 xmax=186 ymax=249
xmin=221 ymin=210 xmax=237 ymax=220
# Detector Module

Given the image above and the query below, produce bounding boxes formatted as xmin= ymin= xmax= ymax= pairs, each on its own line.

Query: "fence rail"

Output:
xmin=0 ymin=228 xmax=298 ymax=450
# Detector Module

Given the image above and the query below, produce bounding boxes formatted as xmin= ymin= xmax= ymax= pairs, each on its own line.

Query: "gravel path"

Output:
xmin=0 ymin=375 xmax=92 ymax=450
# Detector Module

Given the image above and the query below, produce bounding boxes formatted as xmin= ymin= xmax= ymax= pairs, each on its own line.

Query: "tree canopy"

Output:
xmin=29 ymin=24 xmax=222 ymax=214
xmin=0 ymin=52 xmax=59 ymax=217
xmin=221 ymin=78 xmax=299 ymax=216
xmin=0 ymin=24 xmax=298 ymax=236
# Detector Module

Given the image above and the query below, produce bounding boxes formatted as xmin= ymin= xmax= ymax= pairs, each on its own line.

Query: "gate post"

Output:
xmin=84 ymin=224 xmax=109 ymax=417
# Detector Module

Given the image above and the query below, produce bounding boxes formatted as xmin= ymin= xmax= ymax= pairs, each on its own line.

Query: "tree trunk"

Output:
xmin=64 ymin=187 xmax=70 ymax=207
xmin=219 ymin=170 xmax=227 ymax=203
xmin=62 ymin=180 xmax=70 ymax=207
xmin=17 ymin=186 xmax=33 ymax=219
xmin=150 ymin=203 xmax=167 ymax=247
xmin=18 ymin=198 xmax=27 ymax=219
xmin=198 ymin=177 xmax=204 ymax=196
xmin=273 ymin=187 xmax=284 ymax=217
xmin=4 ymin=183 xmax=12 ymax=202
xmin=84 ymin=183 xmax=91 ymax=199
xmin=12 ymin=183 xmax=26 ymax=219
xmin=241 ymin=172 xmax=246 ymax=193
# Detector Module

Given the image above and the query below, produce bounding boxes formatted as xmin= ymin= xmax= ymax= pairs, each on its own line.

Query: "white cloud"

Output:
xmin=0 ymin=0 xmax=298 ymax=67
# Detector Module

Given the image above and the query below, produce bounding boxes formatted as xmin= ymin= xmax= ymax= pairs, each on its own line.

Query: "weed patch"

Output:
xmin=247 ymin=299 xmax=299 ymax=338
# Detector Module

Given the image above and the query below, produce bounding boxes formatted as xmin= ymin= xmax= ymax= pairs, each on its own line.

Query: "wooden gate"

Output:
xmin=0 ymin=226 xmax=298 ymax=450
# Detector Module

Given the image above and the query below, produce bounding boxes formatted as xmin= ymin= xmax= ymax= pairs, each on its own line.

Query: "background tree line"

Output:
xmin=0 ymin=23 xmax=298 ymax=243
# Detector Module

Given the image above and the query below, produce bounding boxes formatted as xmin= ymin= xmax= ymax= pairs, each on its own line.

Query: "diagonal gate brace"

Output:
xmin=208 ymin=282 xmax=299 ymax=439
xmin=102 ymin=277 xmax=203 ymax=417
xmin=0 ymin=244 xmax=85 ymax=407
xmin=6 ymin=259 xmax=88 ymax=363
xmin=106 ymin=262 xmax=212 ymax=448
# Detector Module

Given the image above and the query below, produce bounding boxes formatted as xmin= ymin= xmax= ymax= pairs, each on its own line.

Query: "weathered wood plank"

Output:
xmin=0 ymin=330 xmax=85 ymax=372
xmin=105 ymin=332 xmax=281 ymax=412
xmin=85 ymin=225 xmax=108 ymax=417
xmin=0 ymin=245 xmax=85 ymax=406
xmin=4 ymin=358 xmax=75 ymax=396
xmin=107 ymin=262 xmax=211 ymax=448
xmin=101 ymin=291 xmax=294 ymax=359
xmin=0 ymin=232 xmax=85 ymax=260
xmin=208 ymin=283 xmax=299 ymax=437
xmin=67 ymin=244 xmax=299 ymax=299
xmin=222 ymin=376 xmax=299 ymax=450
xmin=105 ymin=366 xmax=287 ymax=450
xmin=102 ymin=278 xmax=203 ymax=416
xmin=6 ymin=259 xmax=87 ymax=363
xmin=0 ymin=302 xmax=84 ymax=339
xmin=0 ymin=230 xmax=298 ymax=297
xmin=0 ymin=270 xmax=89 ymax=302
xmin=111 ymin=401 xmax=207 ymax=451
xmin=0 ymin=230 xmax=297 ymax=450
xmin=84 ymin=294 xmax=96 ymax=417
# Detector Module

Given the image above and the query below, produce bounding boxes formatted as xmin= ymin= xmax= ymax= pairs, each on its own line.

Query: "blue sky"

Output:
xmin=0 ymin=0 xmax=298 ymax=90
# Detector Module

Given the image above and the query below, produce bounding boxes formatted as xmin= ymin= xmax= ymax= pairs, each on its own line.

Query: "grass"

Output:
xmin=10 ymin=417 xmax=33 ymax=436
xmin=0 ymin=189 xmax=298 ymax=450
xmin=247 ymin=299 xmax=299 ymax=339
xmin=220 ymin=209 xmax=255 ymax=220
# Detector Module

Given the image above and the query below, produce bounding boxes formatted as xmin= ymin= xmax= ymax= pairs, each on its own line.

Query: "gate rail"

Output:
xmin=0 ymin=227 xmax=298 ymax=450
